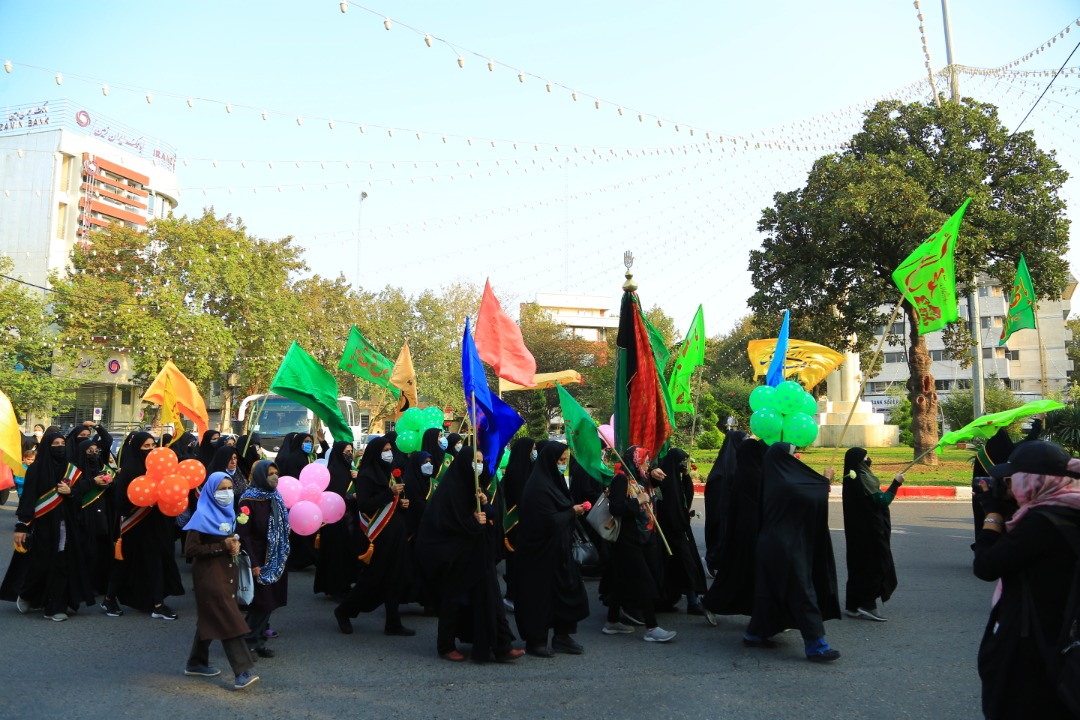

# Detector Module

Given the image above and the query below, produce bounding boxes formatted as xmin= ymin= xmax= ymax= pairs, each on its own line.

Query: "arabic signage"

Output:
xmin=1 ymin=99 xmax=177 ymax=172
xmin=54 ymin=352 xmax=134 ymax=385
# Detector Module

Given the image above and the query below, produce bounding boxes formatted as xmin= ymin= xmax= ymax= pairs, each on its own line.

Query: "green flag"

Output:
xmin=999 ymin=253 xmax=1037 ymax=346
xmin=891 ymin=198 xmax=970 ymax=335
xmin=667 ymin=305 xmax=706 ymax=413
xmin=338 ymin=326 xmax=400 ymax=398
xmin=270 ymin=341 xmax=353 ymax=443
xmin=557 ymin=384 xmax=614 ymax=485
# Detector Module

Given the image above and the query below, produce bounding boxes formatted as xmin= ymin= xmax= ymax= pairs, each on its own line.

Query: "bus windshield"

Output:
xmin=250 ymin=397 xmax=311 ymax=437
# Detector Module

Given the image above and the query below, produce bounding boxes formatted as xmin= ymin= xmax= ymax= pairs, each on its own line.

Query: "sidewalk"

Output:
xmin=691 ymin=482 xmax=972 ymax=501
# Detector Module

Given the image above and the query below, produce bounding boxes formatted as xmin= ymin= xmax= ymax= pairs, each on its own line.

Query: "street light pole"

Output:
xmin=355 ymin=191 xmax=368 ymax=291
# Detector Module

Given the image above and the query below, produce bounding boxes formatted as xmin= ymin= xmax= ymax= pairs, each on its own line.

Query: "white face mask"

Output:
xmin=473 ymin=462 xmax=484 ymax=474
xmin=455 ymin=443 xmax=463 ymax=453
xmin=531 ymin=450 xmax=538 ymax=462
xmin=381 ymin=450 xmax=394 ymax=463
xmin=421 ymin=462 xmax=434 ymax=475
xmin=557 ymin=463 xmax=568 ymax=475
xmin=213 ymin=489 xmax=233 ymax=506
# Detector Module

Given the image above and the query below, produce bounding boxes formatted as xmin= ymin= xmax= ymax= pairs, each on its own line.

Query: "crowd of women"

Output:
xmin=4 ymin=417 xmax=1079 ymax=716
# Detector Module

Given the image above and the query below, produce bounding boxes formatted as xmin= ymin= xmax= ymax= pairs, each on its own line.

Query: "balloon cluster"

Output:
xmin=748 ymin=380 xmax=819 ymax=447
xmin=394 ymin=406 xmax=447 ymax=453
xmin=597 ymin=414 xmax=615 ymax=448
xmin=278 ymin=462 xmax=346 ymax=536
xmin=126 ymin=448 xmax=206 ymax=517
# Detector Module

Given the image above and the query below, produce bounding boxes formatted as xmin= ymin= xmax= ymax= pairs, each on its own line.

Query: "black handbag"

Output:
xmin=570 ymin=521 xmax=600 ymax=569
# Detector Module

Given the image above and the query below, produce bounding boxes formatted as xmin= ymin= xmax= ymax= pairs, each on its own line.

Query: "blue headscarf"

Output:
xmin=240 ymin=460 xmax=290 ymax=584
xmin=183 ymin=472 xmax=236 ymax=536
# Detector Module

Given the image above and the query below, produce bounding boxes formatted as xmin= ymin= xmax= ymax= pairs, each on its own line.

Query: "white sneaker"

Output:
xmin=643 ymin=627 xmax=677 ymax=643
xmin=44 ymin=612 xmax=69 ymax=622
xmin=602 ymin=621 xmax=635 ymax=635
xmin=856 ymin=607 xmax=887 ymax=622
xmin=16 ymin=596 xmax=29 ymax=614
xmin=503 ymin=598 xmax=515 ymax=613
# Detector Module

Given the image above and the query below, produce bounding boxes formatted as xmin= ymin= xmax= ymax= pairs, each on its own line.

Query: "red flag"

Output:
xmin=474 ymin=279 xmax=537 ymax=388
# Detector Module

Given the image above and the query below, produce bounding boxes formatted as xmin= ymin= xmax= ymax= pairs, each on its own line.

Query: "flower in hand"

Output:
xmin=392 ymin=468 xmax=402 ymax=479
xmin=237 ymin=506 xmax=250 ymax=525
xmin=581 ymin=500 xmax=592 ymax=512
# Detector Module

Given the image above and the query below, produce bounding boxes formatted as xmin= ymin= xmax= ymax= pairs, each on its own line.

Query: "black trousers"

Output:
xmin=187 ymin=631 xmax=254 ymax=676
xmin=244 ymin=608 xmax=273 ymax=650
xmin=43 ymin=550 xmax=70 ymax=615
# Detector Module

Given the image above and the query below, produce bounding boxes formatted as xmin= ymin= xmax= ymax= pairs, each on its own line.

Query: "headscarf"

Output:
xmin=275 ymin=432 xmax=313 ymax=478
xmin=15 ymin=431 xmax=68 ymax=523
xmin=74 ymin=437 xmax=106 ymax=477
xmin=183 ymin=472 xmax=236 ymax=536
xmin=357 ymin=435 xmax=393 ymax=488
xmin=119 ymin=431 xmax=155 ymax=475
xmin=161 ymin=433 xmax=173 ymax=448
xmin=656 ymin=447 xmax=693 ymax=532
xmin=208 ymin=445 xmax=239 ymax=476
xmin=64 ymin=424 xmax=95 ymax=463
xmin=237 ymin=433 xmax=262 ymax=477
xmin=382 ymin=431 xmax=407 ymax=470
xmin=843 ymin=447 xmax=881 ymax=496
xmin=622 ymin=445 xmax=651 ymax=484
xmin=171 ymin=432 xmax=200 ymax=462
xmin=420 ymin=427 xmax=446 ymax=472
xmin=326 ymin=440 xmax=354 ymax=496
xmin=401 ymin=450 xmax=433 ymax=534
xmin=197 ymin=430 xmax=220 ymax=467
xmin=445 ymin=433 xmax=463 ymax=458
xmin=240 ymin=460 xmax=290 ymax=583
xmin=1007 ymin=456 xmax=1080 ymax=530
xmin=502 ymin=437 xmax=536 ymax=511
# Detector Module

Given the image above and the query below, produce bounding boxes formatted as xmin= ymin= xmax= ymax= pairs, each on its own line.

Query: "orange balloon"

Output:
xmin=159 ymin=496 xmax=188 ymax=517
xmin=126 ymin=475 xmax=158 ymax=507
xmin=177 ymin=459 xmax=207 ymax=489
xmin=157 ymin=475 xmax=188 ymax=505
xmin=145 ymin=447 xmax=178 ymax=481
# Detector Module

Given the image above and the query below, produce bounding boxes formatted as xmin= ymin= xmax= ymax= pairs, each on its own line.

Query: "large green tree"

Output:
xmin=750 ymin=98 xmax=1070 ymax=463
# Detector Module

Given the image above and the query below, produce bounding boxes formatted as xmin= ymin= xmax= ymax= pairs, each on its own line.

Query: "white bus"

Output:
xmin=235 ymin=393 xmax=369 ymax=458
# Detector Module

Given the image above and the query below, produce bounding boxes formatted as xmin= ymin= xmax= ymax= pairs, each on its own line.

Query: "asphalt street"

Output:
xmin=0 ymin=498 xmax=988 ymax=720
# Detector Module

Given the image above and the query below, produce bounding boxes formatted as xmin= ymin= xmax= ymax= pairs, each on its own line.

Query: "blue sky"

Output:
xmin=1 ymin=1 xmax=1078 ymax=337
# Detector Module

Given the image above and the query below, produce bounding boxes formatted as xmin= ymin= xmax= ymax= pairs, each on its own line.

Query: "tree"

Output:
xmin=0 ymin=257 xmax=78 ymax=419
xmin=704 ymin=314 xmax=771 ymax=383
xmin=939 ymin=377 xmax=1022 ymax=434
xmin=886 ymin=385 xmax=913 ymax=447
xmin=750 ymin=98 xmax=1070 ymax=463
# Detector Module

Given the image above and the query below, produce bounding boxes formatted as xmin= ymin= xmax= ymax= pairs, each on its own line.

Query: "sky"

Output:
xmin=1 ymin=1 xmax=1078 ymax=339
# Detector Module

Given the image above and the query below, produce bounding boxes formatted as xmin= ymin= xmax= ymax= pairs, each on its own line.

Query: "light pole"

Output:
xmin=355 ymin=191 xmax=368 ymax=291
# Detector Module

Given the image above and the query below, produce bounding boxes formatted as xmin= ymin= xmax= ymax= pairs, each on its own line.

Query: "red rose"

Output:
xmin=240 ymin=506 xmax=250 ymax=515
xmin=581 ymin=500 xmax=592 ymax=512
xmin=392 ymin=469 xmax=402 ymax=478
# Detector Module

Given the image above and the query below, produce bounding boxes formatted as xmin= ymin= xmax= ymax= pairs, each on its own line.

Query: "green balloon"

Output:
xmin=397 ymin=407 xmax=424 ymax=433
xmin=774 ymin=380 xmax=805 ymax=416
xmin=750 ymin=408 xmax=784 ymax=439
xmin=749 ymin=385 xmax=777 ymax=412
xmin=760 ymin=432 xmax=782 ymax=447
xmin=425 ymin=406 xmax=445 ymax=429
xmin=799 ymin=391 xmax=819 ymax=417
xmin=782 ymin=412 xmax=818 ymax=447
xmin=397 ymin=429 xmax=421 ymax=453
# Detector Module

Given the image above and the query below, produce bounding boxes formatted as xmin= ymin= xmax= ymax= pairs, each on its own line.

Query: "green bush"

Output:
xmin=697 ymin=428 xmax=723 ymax=450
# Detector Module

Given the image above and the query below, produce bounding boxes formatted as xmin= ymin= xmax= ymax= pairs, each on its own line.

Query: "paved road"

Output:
xmin=0 ymin=499 xmax=988 ymax=720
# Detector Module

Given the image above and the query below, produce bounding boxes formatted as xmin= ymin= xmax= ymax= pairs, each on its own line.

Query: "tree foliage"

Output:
xmin=939 ymin=377 xmax=1022 ymax=434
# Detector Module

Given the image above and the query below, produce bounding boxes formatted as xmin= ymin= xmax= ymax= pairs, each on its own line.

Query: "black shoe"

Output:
xmin=334 ymin=607 xmax=353 ymax=635
xmin=151 ymin=604 xmax=177 ymax=621
xmin=742 ymin=636 xmax=777 ymax=649
xmin=807 ymin=649 xmax=841 ymax=663
xmin=100 ymin=597 xmax=124 ymax=617
xmin=552 ymin=635 xmax=584 ymax=655
xmin=385 ymin=625 xmax=416 ymax=637
xmin=254 ymin=647 xmax=275 ymax=659
xmin=525 ymin=645 xmax=553 ymax=658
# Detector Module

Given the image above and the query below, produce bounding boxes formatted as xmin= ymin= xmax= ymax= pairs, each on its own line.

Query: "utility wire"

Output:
xmin=1011 ymin=38 xmax=1080 ymax=135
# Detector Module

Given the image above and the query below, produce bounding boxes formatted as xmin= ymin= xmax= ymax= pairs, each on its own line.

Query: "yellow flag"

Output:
xmin=746 ymin=338 xmax=845 ymax=390
xmin=0 ymin=388 xmax=25 ymax=476
xmin=391 ymin=340 xmax=417 ymax=416
xmin=142 ymin=360 xmax=210 ymax=437
xmin=160 ymin=373 xmax=182 ymax=440
xmin=499 ymin=370 xmax=583 ymax=393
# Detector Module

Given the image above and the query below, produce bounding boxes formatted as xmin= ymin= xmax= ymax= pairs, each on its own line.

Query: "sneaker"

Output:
xmin=687 ymin=603 xmax=718 ymax=627
xmin=503 ymin=598 xmax=515 ymax=613
xmin=333 ymin=606 xmax=353 ymax=635
xmin=151 ymin=604 xmax=177 ymax=621
xmin=643 ymin=627 xmax=677 ymax=643
xmin=263 ymin=627 xmax=279 ymax=639
xmin=742 ymin=634 xmax=777 ymax=649
xmin=807 ymin=649 xmax=841 ymax=663
xmin=100 ymin=597 xmax=124 ymax=617
xmin=234 ymin=670 xmax=260 ymax=690
xmin=44 ymin=612 xmax=69 ymax=622
xmin=184 ymin=664 xmax=221 ymax=677
xmin=855 ymin=607 xmax=887 ymax=622
xmin=15 ymin=596 xmax=29 ymax=614
xmin=602 ymin=621 xmax=635 ymax=635
xmin=619 ymin=609 xmax=645 ymax=626
xmin=552 ymin=635 xmax=584 ymax=655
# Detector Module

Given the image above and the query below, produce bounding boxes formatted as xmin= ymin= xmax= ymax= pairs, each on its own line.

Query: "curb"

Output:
xmin=691 ymin=482 xmax=970 ymax=500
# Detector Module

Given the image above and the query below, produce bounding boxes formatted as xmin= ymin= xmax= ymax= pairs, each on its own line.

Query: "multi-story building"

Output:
xmin=0 ymin=99 xmax=180 ymax=429
xmin=863 ymin=275 xmax=1076 ymax=415
xmin=533 ymin=292 xmax=619 ymax=342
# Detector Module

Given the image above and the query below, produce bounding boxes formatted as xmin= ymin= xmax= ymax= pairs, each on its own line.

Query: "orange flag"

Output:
xmin=474 ymin=279 xmax=537 ymax=388
xmin=142 ymin=360 xmax=209 ymax=437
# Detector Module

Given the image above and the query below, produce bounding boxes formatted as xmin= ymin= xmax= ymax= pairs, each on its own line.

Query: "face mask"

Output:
xmin=302 ymin=442 xmax=313 ymax=453
xmin=34 ymin=430 xmax=43 ymax=440
xmin=214 ymin=489 xmax=233 ymax=506
xmin=474 ymin=462 xmax=484 ymax=474
xmin=438 ymin=437 xmax=448 ymax=450
xmin=381 ymin=450 xmax=394 ymax=463
xmin=454 ymin=443 xmax=463 ymax=453
xmin=421 ymin=462 xmax=434 ymax=475
xmin=50 ymin=446 xmax=67 ymax=461
xmin=531 ymin=450 xmax=538 ymax=462
xmin=343 ymin=453 xmax=353 ymax=462
xmin=557 ymin=463 xmax=568 ymax=475
xmin=225 ymin=468 xmax=236 ymax=476
xmin=266 ymin=474 xmax=279 ymax=490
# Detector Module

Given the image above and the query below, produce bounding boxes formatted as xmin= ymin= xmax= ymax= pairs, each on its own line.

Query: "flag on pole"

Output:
xmin=667 ymin=305 xmax=706 ymax=412
xmin=339 ymin=326 xmax=400 ymax=398
xmin=390 ymin=340 xmax=417 ymax=415
xmin=0 ymin=387 xmax=24 ymax=477
xmin=1000 ymin=253 xmax=1037 ymax=346
xmin=765 ymin=310 xmax=790 ymax=388
xmin=159 ymin=372 xmax=183 ymax=441
xmin=891 ymin=198 xmax=971 ymax=335
xmin=462 ymin=317 xmax=524 ymax=469
xmin=475 ymin=279 xmax=537 ymax=388
xmin=142 ymin=360 xmax=210 ymax=437
xmin=747 ymin=338 xmax=844 ymax=390
xmin=556 ymin=384 xmax=614 ymax=484
xmin=614 ymin=286 xmax=673 ymax=457
xmin=270 ymin=341 xmax=353 ymax=442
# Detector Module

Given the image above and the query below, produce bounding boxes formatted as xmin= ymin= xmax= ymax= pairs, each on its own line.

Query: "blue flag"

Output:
xmin=462 ymin=317 xmax=524 ymax=470
xmin=765 ymin=310 xmax=790 ymax=388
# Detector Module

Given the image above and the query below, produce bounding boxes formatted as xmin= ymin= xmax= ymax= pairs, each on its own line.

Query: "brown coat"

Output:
xmin=184 ymin=531 xmax=250 ymax=640
xmin=236 ymin=498 xmax=288 ymax=613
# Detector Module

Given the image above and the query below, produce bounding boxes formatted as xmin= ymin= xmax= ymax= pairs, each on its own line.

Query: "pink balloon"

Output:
xmin=278 ymin=476 xmax=302 ymax=508
xmin=300 ymin=483 xmax=322 ymax=504
xmin=288 ymin=500 xmax=323 ymax=536
xmin=318 ymin=492 xmax=346 ymax=524
xmin=597 ymin=424 xmax=615 ymax=449
xmin=299 ymin=462 xmax=331 ymax=492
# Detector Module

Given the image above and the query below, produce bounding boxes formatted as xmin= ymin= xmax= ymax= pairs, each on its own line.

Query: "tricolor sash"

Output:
xmin=425 ymin=457 xmax=453 ymax=501
xmin=358 ymin=495 xmax=399 ymax=542
xmin=80 ymin=469 xmax=113 ymax=509
xmin=34 ymin=487 xmax=63 ymax=518
xmin=63 ymin=463 xmax=81 ymax=485
xmin=503 ymin=504 xmax=519 ymax=534
xmin=119 ymin=506 xmax=151 ymax=536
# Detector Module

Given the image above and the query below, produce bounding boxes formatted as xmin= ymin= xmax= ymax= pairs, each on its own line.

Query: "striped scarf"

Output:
xmin=240 ymin=487 xmax=290 ymax=585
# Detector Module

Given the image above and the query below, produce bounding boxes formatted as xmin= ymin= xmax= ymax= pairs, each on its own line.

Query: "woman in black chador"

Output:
xmin=703 ymin=430 xmax=747 ymax=574
xmin=841 ymin=447 xmax=903 ymax=621
xmin=416 ymin=446 xmax=521 ymax=662
xmin=314 ymin=441 xmax=358 ymax=598
xmin=744 ymin=443 xmax=841 ymax=662
xmin=704 ymin=436 xmax=763 ymax=617
xmin=333 ymin=436 xmax=414 ymax=637
xmin=512 ymin=441 xmax=589 ymax=657
xmin=654 ymin=447 xmax=710 ymax=616
xmin=500 ymin=437 xmax=536 ymax=607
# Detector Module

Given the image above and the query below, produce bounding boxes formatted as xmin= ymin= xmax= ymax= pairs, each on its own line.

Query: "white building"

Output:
xmin=533 ymin=291 xmax=619 ymax=342
xmin=0 ymin=99 xmax=180 ymax=429
xmin=863 ymin=275 xmax=1076 ymax=413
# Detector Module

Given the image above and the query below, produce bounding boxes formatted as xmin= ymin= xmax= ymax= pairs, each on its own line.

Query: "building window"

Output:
xmin=955 ymin=379 xmax=972 ymax=389
xmin=56 ymin=203 xmax=68 ymax=239
xmin=1005 ymin=349 xmax=1020 ymax=361
xmin=121 ymin=388 xmax=132 ymax=405
xmin=929 ymin=349 xmax=947 ymax=361
xmin=884 ymin=352 xmax=907 ymax=364
xmin=877 ymin=320 xmax=905 ymax=335
xmin=982 ymin=347 xmax=1006 ymax=360
xmin=980 ymin=316 xmax=1004 ymax=329
xmin=935 ymin=379 xmax=952 ymax=391
xmin=60 ymin=154 xmax=72 ymax=192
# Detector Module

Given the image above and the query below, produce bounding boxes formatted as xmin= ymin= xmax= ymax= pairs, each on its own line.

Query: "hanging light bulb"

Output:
xmin=3 ymin=60 xmax=11 ymax=73
xmin=638 ymin=113 xmax=644 ymax=122
xmin=595 ymin=100 xmax=601 ymax=110
xmin=546 ymin=82 xmax=552 ymax=92
xmin=457 ymin=55 xmax=465 ymax=68
xmin=488 ymin=59 xmax=495 ymax=72
xmin=339 ymin=1 xmax=347 ymax=11
xmin=146 ymin=92 xmax=153 ymax=104
xmin=384 ymin=17 xmax=391 ymax=30
xmin=617 ymin=106 xmax=624 ymax=115
xmin=55 ymin=72 xmax=63 ymax=84
xmin=359 ymin=123 xmax=365 ymax=133
xmin=328 ymin=119 xmax=334 ymax=129
xmin=261 ymin=110 xmax=268 ymax=120
xmin=296 ymin=116 xmax=303 ymax=125
xmin=424 ymin=34 xmax=432 ymax=47
xmin=518 ymin=71 xmax=525 ymax=83
xmin=101 ymin=84 xmax=109 ymax=96
xmin=225 ymin=103 xmax=232 ymax=113
xmin=187 ymin=98 xmax=195 ymax=108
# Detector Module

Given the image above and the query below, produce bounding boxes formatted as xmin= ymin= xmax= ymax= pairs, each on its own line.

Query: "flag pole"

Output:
xmin=470 ymin=389 xmax=481 ymax=513
xmin=605 ymin=445 xmax=672 ymax=556
xmin=689 ymin=367 xmax=702 ymax=448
